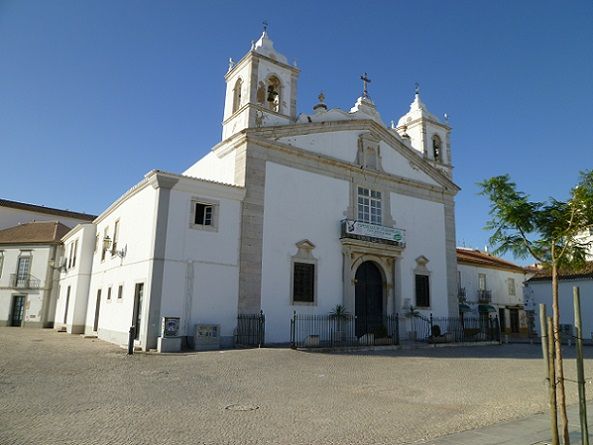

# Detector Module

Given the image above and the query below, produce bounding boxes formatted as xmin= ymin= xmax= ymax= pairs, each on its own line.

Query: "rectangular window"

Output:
xmin=357 ymin=187 xmax=382 ymax=225
xmin=508 ymin=278 xmax=516 ymax=296
xmin=133 ymin=283 xmax=144 ymax=340
xmin=94 ymin=234 xmax=99 ymax=253
xmin=117 ymin=285 xmax=123 ymax=300
xmin=194 ymin=203 xmax=213 ymax=226
xmin=0 ymin=252 xmax=3 ymax=278
xmin=16 ymin=256 xmax=31 ymax=287
xmin=107 ymin=287 xmax=112 ymax=300
xmin=68 ymin=242 xmax=74 ymax=269
xmin=478 ymin=273 xmax=487 ymax=290
xmin=415 ymin=274 xmax=430 ymax=308
xmin=72 ymin=240 xmax=78 ymax=268
xmin=293 ymin=262 xmax=315 ymax=303
xmin=111 ymin=220 xmax=119 ymax=256
xmin=101 ymin=227 xmax=108 ymax=261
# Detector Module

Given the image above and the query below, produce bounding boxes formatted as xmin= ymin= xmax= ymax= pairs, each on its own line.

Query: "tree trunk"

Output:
xmin=552 ymin=261 xmax=570 ymax=444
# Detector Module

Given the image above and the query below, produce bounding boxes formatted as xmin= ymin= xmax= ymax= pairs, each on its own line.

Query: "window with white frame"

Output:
xmin=0 ymin=251 xmax=3 ymax=278
xmin=117 ymin=284 xmax=123 ymax=300
xmin=357 ymin=187 xmax=382 ymax=225
xmin=190 ymin=199 xmax=218 ymax=230
xmin=101 ymin=227 xmax=108 ymax=261
xmin=72 ymin=239 xmax=78 ymax=268
xmin=107 ymin=286 xmax=112 ymax=301
xmin=111 ymin=220 xmax=119 ymax=257
xmin=478 ymin=273 xmax=487 ymax=290
xmin=508 ymin=278 xmax=516 ymax=296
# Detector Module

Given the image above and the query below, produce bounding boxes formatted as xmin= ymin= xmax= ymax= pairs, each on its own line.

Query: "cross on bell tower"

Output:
xmin=360 ymin=72 xmax=371 ymax=99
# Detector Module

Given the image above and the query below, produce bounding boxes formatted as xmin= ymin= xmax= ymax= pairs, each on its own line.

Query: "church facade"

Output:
xmin=55 ymin=30 xmax=460 ymax=350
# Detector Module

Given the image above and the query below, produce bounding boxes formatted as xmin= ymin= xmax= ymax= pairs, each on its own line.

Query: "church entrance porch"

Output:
xmin=354 ymin=261 xmax=383 ymax=338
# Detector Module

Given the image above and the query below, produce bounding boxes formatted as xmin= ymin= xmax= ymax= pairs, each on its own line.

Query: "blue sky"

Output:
xmin=1 ymin=1 xmax=592 ymax=264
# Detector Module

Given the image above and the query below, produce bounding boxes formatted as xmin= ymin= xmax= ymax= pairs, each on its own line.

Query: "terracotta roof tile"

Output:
xmin=456 ymin=248 xmax=526 ymax=273
xmin=528 ymin=262 xmax=593 ymax=281
xmin=0 ymin=221 xmax=71 ymax=245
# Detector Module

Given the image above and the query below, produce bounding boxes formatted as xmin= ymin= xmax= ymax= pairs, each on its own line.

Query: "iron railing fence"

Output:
xmin=235 ymin=311 xmax=265 ymax=347
xmin=477 ymin=289 xmax=492 ymax=303
xmin=290 ymin=313 xmax=399 ymax=349
xmin=10 ymin=274 xmax=41 ymax=289
xmin=407 ymin=314 xmax=500 ymax=344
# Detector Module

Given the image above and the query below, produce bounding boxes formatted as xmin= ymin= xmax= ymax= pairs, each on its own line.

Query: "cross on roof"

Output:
xmin=263 ymin=20 xmax=268 ymax=33
xmin=360 ymin=72 xmax=371 ymax=98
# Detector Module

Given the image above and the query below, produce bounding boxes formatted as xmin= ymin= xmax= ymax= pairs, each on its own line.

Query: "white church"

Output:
xmin=54 ymin=30 xmax=460 ymax=351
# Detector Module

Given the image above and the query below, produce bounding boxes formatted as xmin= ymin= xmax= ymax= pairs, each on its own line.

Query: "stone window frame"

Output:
xmin=507 ymin=277 xmax=516 ymax=296
xmin=357 ymin=186 xmax=383 ymax=225
xmin=432 ymin=134 xmax=442 ymax=162
xmin=0 ymin=250 xmax=4 ymax=279
xmin=190 ymin=197 xmax=220 ymax=232
xmin=413 ymin=256 xmax=431 ymax=309
xmin=232 ymin=77 xmax=243 ymax=114
xmin=290 ymin=240 xmax=318 ymax=306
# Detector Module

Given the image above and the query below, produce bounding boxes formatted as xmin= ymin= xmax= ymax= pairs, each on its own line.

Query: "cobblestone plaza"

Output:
xmin=1 ymin=328 xmax=592 ymax=445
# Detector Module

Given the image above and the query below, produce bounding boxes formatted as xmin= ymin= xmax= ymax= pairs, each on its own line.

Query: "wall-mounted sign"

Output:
xmin=161 ymin=317 xmax=180 ymax=337
xmin=342 ymin=219 xmax=406 ymax=245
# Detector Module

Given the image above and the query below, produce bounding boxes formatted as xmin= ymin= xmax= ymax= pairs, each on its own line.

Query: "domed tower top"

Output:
xmin=395 ymin=85 xmax=453 ymax=178
xmin=221 ymin=25 xmax=299 ymax=141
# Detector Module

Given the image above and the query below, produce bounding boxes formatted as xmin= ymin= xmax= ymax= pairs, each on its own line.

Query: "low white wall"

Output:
xmin=528 ymin=279 xmax=593 ymax=340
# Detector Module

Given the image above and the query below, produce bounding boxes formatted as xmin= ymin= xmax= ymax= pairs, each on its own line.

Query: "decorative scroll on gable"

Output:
xmin=356 ymin=133 xmax=383 ymax=171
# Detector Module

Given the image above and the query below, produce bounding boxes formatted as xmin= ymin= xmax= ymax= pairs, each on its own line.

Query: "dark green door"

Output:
xmin=355 ymin=262 xmax=383 ymax=337
xmin=11 ymin=295 xmax=25 ymax=327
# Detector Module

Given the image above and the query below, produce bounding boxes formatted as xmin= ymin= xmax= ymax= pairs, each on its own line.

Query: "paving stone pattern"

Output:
xmin=1 ymin=328 xmax=592 ymax=445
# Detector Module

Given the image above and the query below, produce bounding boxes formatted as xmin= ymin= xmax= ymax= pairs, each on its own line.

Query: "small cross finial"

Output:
xmin=262 ymin=20 xmax=268 ymax=33
xmin=415 ymin=82 xmax=420 ymax=95
xmin=360 ymin=72 xmax=371 ymax=98
xmin=318 ymin=91 xmax=325 ymax=103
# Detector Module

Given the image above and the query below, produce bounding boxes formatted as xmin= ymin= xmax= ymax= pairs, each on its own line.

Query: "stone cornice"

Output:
xmin=225 ymin=51 xmax=300 ymax=82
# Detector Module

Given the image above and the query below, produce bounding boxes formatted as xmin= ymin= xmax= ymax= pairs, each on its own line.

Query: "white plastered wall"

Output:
xmin=528 ymin=279 xmax=593 ymax=340
xmin=261 ymin=162 xmax=350 ymax=343
xmin=390 ymin=192 xmax=448 ymax=319
xmin=86 ymin=185 xmax=157 ymax=347
xmin=183 ymin=149 xmax=237 ymax=185
xmin=159 ymin=184 xmax=242 ymax=346
xmin=0 ymin=245 xmax=54 ymax=326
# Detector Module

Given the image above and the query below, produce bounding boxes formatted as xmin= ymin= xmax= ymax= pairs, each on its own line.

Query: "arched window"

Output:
xmin=432 ymin=135 xmax=442 ymax=162
xmin=232 ymin=78 xmax=243 ymax=113
xmin=266 ymin=76 xmax=281 ymax=112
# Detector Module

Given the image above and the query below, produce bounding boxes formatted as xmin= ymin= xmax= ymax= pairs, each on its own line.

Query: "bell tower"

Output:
xmin=395 ymin=86 xmax=453 ymax=178
xmin=222 ymin=28 xmax=300 ymax=140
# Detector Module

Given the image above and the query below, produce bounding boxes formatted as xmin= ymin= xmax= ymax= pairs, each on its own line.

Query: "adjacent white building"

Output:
xmin=456 ymin=248 xmax=533 ymax=337
xmin=0 ymin=222 xmax=70 ymax=327
xmin=0 ymin=198 xmax=95 ymax=230
xmin=526 ymin=263 xmax=593 ymax=341
xmin=52 ymin=30 xmax=461 ymax=351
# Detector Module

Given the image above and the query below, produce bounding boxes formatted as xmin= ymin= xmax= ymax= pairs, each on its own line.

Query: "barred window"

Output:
xmin=293 ymin=262 xmax=315 ymax=303
xmin=415 ymin=274 xmax=430 ymax=308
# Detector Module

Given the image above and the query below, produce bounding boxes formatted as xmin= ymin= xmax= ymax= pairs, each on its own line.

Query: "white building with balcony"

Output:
xmin=0 ymin=221 xmax=71 ymax=328
xmin=456 ymin=248 xmax=532 ymax=337
xmin=56 ymin=30 xmax=460 ymax=350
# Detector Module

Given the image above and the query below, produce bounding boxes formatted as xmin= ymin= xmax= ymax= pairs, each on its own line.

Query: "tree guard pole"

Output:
xmin=540 ymin=304 xmax=549 ymax=376
xmin=573 ymin=287 xmax=589 ymax=445
xmin=548 ymin=316 xmax=560 ymax=445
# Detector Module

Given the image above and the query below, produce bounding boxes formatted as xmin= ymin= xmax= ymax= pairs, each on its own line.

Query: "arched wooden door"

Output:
xmin=355 ymin=261 xmax=383 ymax=337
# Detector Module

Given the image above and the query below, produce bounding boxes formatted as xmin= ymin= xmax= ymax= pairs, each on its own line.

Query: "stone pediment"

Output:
xmin=244 ymin=120 xmax=460 ymax=193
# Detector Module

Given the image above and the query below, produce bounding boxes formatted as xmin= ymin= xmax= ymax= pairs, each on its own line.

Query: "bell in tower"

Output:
xmin=221 ymin=26 xmax=300 ymax=141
